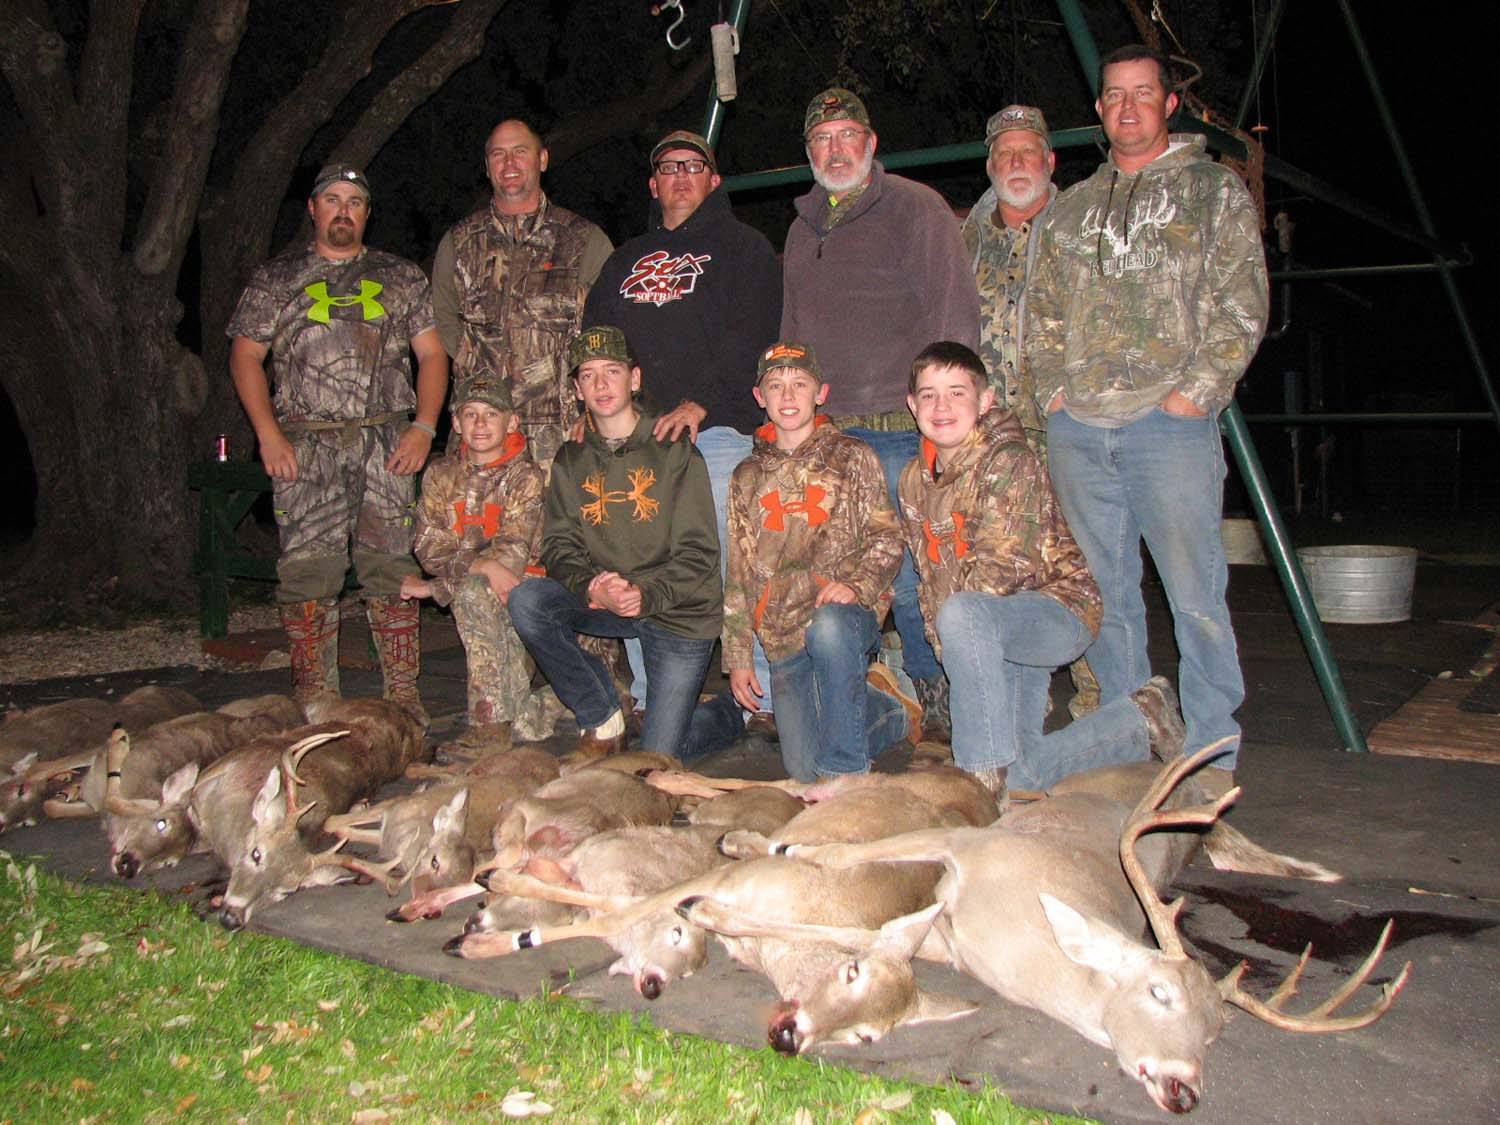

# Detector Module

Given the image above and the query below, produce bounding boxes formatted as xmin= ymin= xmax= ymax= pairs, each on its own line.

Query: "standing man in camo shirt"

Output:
xmin=432 ymin=119 xmax=613 ymax=471
xmin=228 ymin=165 xmax=448 ymax=716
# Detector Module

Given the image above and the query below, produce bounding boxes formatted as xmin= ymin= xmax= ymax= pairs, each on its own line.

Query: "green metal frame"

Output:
xmin=187 ymin=460 xmax=276 ymax=639
xmin=705 ymin=0 xmax=1496 ymax=753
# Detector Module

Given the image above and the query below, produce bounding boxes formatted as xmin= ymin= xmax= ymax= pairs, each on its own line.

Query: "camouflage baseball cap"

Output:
xmin=804 ymin=88 xmax=870 ymax=136
xmin=984 ymin=105 xmax=1049 ymax=146
xmin=452 ymin=370 xmax=514 ymax=413
xmin=310 ymin=164 xmax=372 ymax=201
xmin=650 ymin=129 xmax=716 ymax=171
xmin=757 ymin=341 xmax=823 ymax=383
xmin=568 ymin=326 xmax=633 ymax=373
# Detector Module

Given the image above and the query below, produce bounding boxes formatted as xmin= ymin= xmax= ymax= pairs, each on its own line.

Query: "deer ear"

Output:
xmin=908 ymin=988 xmax=980 ymax=1026
xmin=250 ymin=768 xmax=285 ymax=830
xmin=160 ymin=763 xmax=199 ymax=807
xmin=431 ymin=788 xmax=469 ymax=837
xmin=1040 ymin=892 xmax=1152 ymax=979
xmin=871 ymin=903 xmax=944 ymax=962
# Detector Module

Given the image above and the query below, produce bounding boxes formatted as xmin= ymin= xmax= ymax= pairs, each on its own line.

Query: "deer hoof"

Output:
xmin=442 ymin=934 xmax=467 ymax=957
xmin=385 ymin=906 xmax=412 ymax=924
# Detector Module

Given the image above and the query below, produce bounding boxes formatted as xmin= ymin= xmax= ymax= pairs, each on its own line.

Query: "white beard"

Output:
xmin=811 ymin=142 xmax=875 ymax=196
xmin=994 ymin=171 xmax=1048 ymax=212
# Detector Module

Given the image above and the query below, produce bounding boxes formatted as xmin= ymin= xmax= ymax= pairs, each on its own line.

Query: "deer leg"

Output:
xmin=387 ymin=881 xmax=487 ymax=923
xmin=646 ymin=769 xmax=807 ymax=800
xmin=482 ymin=868 xmax=639 ymax=913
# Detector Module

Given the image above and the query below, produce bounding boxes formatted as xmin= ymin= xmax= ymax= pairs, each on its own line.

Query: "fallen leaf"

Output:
xmin=352 ymin=1111 xmax=390 ymax=1124
xmin=854 ymin=1108 xmax=882 ymax=1125
xmin=501 ymin=1090 xmax=553 ymax=1118
xmin=792 ymin=1109 xmax=814 ymax=1125
xmin=317 ymin=999 xmax=339 ymax=1012
xmin=878 ymin=1092 xmax=915 ymax=1111
xmin=75 ymin=939 xmax=109 ymax=958
xmin=174 ymin=1093 xmax=198 ymax=1113
xmin=932 ymin=1111 xmax=957 ymax=1125
xmin=348 ymin=1080 xmax=368 ymax=1098
xmin=341 ymin=1039 xmax=357 ymax=1061
xmin=454 ymin=1009 xmax=475 ymax=1032
xmin=162 ymin=1015 xmax=193 ymax=1030
xmin=240 ymin=1044 xmax=263 ymax=1064
xmin=170 ymin=1055 xmax=193 ymax=1070
xmin=244 ymin=1063 xmax=272 ymax=1084
xmin=71 ymin=1077 xmax=96 ymax=1092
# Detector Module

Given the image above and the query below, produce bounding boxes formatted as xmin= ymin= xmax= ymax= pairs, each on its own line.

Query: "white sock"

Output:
xmin=591 ymin=710 xmax=625 ymax=739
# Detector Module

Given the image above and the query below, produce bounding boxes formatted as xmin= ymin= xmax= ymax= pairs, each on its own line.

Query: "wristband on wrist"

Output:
xmin=409 ymin=420 xmax=437 ymax=438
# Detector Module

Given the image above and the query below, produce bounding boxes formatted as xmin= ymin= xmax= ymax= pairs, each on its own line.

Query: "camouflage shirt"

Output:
xmin=1026 ymin=135 xmax=1269 ymax=419
xmin=897 ymin=410 xmax=1101 ymax=661
xmin=226 ymin=244 xmax=435 ymax=420
xmin=431 ymin=195 xmax=612 ymax=429
xmin=412 ymin=433 xmax=545 ymax=607
xmin=723 ymin=419 xmax=903 ymax=667
xmin=961 ymin=184 xmax=1055 ymax=451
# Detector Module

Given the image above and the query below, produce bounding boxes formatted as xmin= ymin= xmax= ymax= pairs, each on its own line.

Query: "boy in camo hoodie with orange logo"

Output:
xmin=716 ymin=341 xmax=920 ymax=781
xmin=898 ymin=341 xmax=1186 ymax=800
xmin=404 ymin=371 xmax=544 ymax=749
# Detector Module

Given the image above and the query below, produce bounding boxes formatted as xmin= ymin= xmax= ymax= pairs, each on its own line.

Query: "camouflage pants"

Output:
xmin=273 ymin=423 xmax=417 ymax=602
xmin=522 ymin=421 xmax=566 ymax=480
xmin=451 ymin=574 xmax=533 ymax=725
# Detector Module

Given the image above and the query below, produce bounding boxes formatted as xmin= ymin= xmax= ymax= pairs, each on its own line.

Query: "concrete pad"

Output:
xmin=4 ymin=564 xmax=1499 ymax=1122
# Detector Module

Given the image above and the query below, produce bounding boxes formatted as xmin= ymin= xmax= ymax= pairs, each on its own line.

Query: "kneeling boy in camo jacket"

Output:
xmin=716 ymin=341 xmax=919 ymax=781
xmin=404 ymin=371 xmax=544 ymax=749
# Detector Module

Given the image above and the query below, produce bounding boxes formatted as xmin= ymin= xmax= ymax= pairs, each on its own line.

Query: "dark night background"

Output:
xmin=0 ymin=0 xmax=1492 ymax=577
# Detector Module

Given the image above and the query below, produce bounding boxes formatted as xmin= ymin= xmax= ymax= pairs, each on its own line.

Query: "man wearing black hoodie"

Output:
xmin=584 ymin=129 xmax=783 ymax=718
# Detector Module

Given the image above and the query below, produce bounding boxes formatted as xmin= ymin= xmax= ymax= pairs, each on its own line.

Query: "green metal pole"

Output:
xmin=1051 ymin=0 xmax=1369 ymax=752
xmin=699 ymin=0 xmax=751 ymax=150
xmin=1336 ymin=0 xmax=1500 ymax=443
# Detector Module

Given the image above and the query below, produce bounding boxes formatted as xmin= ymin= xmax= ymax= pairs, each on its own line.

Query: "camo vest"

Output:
xmin=447 ymin=196 xmax=596 ymax=429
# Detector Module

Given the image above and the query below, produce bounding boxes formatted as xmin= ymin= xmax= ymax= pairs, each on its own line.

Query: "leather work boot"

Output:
xmin=573 ymin=710 xmax=627 ymax=762
xmin=867 ymin=663 xmax=923 ymax=747
xmin=366 ymin=596 xmax=427 ymax=728
xmin=438 ymin=721 xmax=513 ymax=765
xmin=280 ymin=598 xmax=341 ymax=706
xmin=912 ymin=675 xmax=952 ymax=743
xmin=1130 ymin=675 xmax=1187 ymax=762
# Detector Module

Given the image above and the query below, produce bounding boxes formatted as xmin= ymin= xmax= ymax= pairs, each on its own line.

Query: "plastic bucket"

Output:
xmin=1296 ymin=545 xmax=1418 ymax=624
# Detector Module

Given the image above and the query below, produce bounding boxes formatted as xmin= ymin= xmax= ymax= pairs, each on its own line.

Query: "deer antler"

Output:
xmin=279 ymin=730 xmax=350 ymax=818
xmin=1219 ymin=919 xmax=1412 ymax=1032
xmin=1119 ymin=738 xmax=1239 ymax=960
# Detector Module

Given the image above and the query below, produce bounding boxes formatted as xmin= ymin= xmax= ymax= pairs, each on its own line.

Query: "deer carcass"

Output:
xmin=448 ymin=775 xmax=972 ymax=1025
xmin=215 ymin=699 xmax=430 ymax=929
xmin=728 ymin=745 xmax=1409 ymax=1114
xmin=0 ymin=685 xmax=202 ymax=830
xmin=317 ymin=747 xmax=560 ymax=897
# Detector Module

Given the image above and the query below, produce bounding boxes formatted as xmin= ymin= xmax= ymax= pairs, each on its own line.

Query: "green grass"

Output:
xmin=0 ymin=853 xmax=1084 ymax=1124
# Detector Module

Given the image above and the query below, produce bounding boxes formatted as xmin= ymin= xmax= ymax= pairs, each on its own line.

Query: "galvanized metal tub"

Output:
xmin=1296 ymin=545 xmax=1418 ymax=624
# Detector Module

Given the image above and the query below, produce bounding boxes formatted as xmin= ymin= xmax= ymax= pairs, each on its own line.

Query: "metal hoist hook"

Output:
xmin=651 ymin=0 xmax=691 ymax=50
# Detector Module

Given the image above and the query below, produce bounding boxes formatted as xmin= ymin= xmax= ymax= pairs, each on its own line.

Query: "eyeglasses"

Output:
xmin=806 ymin=127 xmax=868 ymax=150
xmin=654 ymin=159 xmax=710 ymax=175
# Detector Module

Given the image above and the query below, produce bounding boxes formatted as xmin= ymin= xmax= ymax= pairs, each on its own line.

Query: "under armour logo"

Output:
xmin=451 ymin=501 xmax=502 ymax=538
xmin=304 ymin=279 xmax=385 ymax=324
xmin=760 ymin=487 xmax=830 ymax=532
xmin=922 ymin=512 xmax=969 ymax=563
xmin=580 ymin=466 xmax=659 ymax=525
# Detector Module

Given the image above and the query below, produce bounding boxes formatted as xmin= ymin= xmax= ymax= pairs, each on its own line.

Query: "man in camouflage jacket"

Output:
xmin=899 ymin=343 xmax=1184 ymax=798
xmin=1026 ymin=45 xmax=1268 ymax=793
xmin=719 ymin=342 xmax=912 ymax=780
xmin=408 ymin=373 xmax=544 ymax=741
xmin=228 ymin=165 xmax=448 ymax=714
xmin=432 ymin=120 xmax=613 ymax=471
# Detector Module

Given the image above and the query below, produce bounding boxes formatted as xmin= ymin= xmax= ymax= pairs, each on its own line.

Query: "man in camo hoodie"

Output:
xmin=1026 ymin=44 xmax=1268 ymax=795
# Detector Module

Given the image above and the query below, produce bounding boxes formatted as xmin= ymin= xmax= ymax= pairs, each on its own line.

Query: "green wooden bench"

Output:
xmin=187 ymin=460 xmax=276 ymax=638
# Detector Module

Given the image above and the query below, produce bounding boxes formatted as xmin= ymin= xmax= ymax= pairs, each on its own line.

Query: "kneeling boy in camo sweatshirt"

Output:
xmin=717 ymin=341 xmax=919 ymax=781
xmin=404 ymin=371 xmax=544 ymax=748
xmin=898 ymin=341 xmax=1185 ymax=799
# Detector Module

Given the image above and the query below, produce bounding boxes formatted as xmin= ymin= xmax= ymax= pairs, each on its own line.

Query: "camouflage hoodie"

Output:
xmin=897 ymin=410 xmax=1100 ymax=661
xmin=723 ymin=419 xmax=903 ymax=667
xmin=1025 ymin=134 xmax=1268 ymax=419
xmin=412 ymin=432 xmax=545 ymax=607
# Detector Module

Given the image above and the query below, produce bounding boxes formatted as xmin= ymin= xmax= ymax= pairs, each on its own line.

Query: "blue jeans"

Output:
xmin=769 ymin=603 xmax=908 ymax=781
xmin=844 ymin=427 xmax=940 ymax=683
xmin=627 ymin=425 xmax=773 ymax=714
xmin=1046 ymin=408 xmax=1243 ymax=767
xmin=938 ymin=590 xmax=1149 ymax=790
xmin=509 ymin=578 xmax=714 ymax=759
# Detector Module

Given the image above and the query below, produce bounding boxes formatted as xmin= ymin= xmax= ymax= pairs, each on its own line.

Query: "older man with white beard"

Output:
xmin=961 ymin=105 xmax=1057 ymax=453
xmin=780 ymin=87 xmax=980 ymax=741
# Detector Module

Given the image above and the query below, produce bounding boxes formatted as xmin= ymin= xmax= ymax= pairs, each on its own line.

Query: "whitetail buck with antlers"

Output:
xmin=707 ymin=744 xmax=1409 ymax=1114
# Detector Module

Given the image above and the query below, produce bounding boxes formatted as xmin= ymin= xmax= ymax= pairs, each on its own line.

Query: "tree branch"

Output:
xmin=543 ymin=46 xmax=714 ymax=167
xmin=0 ymin=0 xmax=81 ymax=225
xmin=332 ymin=0 xmax=508 ymax=170
xmin=77 ymin=0 xmax=145 ymax=241
xmin=132 ymin=0 xmax=252 ymax=277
